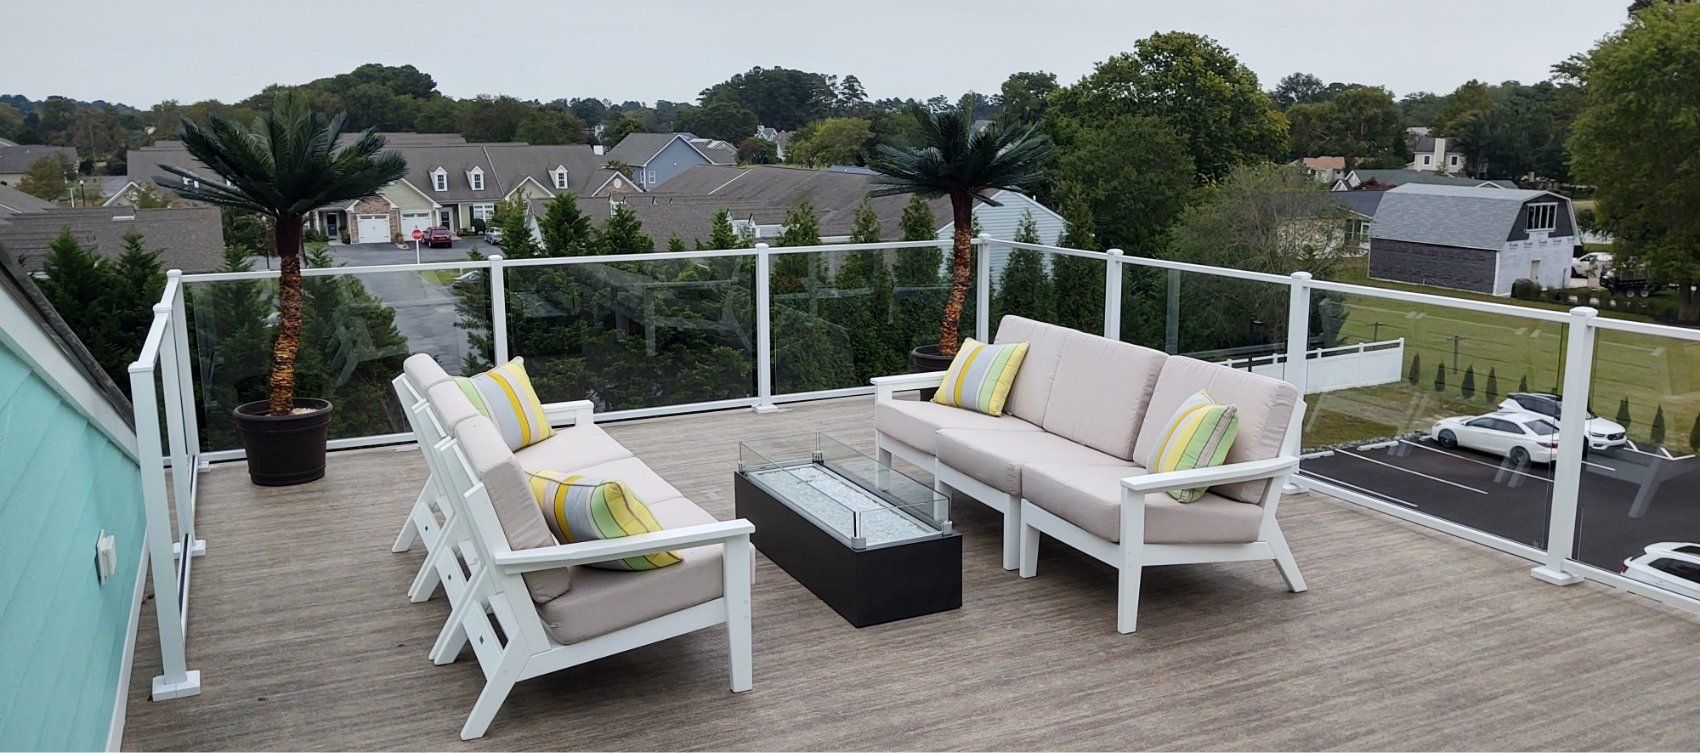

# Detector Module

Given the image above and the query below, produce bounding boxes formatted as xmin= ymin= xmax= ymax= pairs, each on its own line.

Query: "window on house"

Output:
xmin=432 ymin=169 xmax=447 ymax=192
xmin=1527 ymin=203 xmax=1558 ymax=232
xmin=1347 ymin=219 xmax=1371 ymax=246
xmin=1421 ymin=155 xmax=1431 ymax=165
xmin=645 ymin=169 xmax=656 ymax=184
xmin=472 ymin=203 xmax=496 ymax=221
xmin=1449 ymin=155 xmax=1459 ymax=166
xmin=469 ymin=168 xmax=485 ymax=191
xmin=552 ymin=167 xmax=568 ymax=189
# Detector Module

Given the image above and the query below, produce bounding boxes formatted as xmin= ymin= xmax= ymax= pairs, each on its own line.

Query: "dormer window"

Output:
xmin=431 ymin=167 xmax=447 ymax=192
xmin=552 ymin=166 xmax=569 ymax=190
xmin=1526 ymin=203 xmax=1558 ymax=233
xmin=468 ymin=167 xmax=484 ymax=192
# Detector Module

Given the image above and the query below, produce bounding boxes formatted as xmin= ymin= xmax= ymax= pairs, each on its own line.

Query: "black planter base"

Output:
xmin=233 ymin=398 xmax=333 ymax=487
xmin=909 ymin=345 xmax=956 ymax=402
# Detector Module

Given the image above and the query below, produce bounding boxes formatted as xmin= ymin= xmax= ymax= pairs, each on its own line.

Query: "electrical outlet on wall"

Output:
xmin=96 ymin=530 xmax=117 ymax=583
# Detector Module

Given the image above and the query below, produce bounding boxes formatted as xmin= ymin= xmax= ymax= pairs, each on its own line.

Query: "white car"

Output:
xmin=1573 ymin=251 xmax=1612 ymax=277
xmin=1621 ymin=542 xmax=1700 ymax=601
xmin=1497 ymin=392 xmax=1627 ymax=450
xmin=1431 ymin=411 xmax=1561 ymax=466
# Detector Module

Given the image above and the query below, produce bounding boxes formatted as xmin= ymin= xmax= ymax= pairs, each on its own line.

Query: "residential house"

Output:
xmin=0 ymin=184 xmax=54 ymax=214
xmin=754 ymin=125 xmax=792 ymax=160
xmin=1329 ymin=190 xmax=1385 ymax=253
xmin=1407 ymin=135 xmax=1468 ymax=173
xmin=686 ymin=137 xmax=738 ymax=165
xmin=107 ymin=141 xmax=226 ymax=207
xmin=1294 ymin=156 xmax=1347 ymax=183
xmin=0 ymin=144 xmax=79 ymax=188
xmin=1332 ymin=168 xmax=1515 ymax=192
xmin=1368 ymin=183 xmax=1578 ymax=296
xmin=0 ymin=205 xmax=226 ymax=273
xmin=604 ymin=133 xmax=720 ymax=190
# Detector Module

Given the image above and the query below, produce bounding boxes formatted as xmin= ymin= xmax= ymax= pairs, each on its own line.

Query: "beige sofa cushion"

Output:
xmin=1040 ymin=334 xmax=1168 ymax=460
xmin=993 ymin=316 xmax=1073 ymax=426
xmin=1132 ymin=357 xmax=1300 ymax=504
xmin=544 ymin=456 xmax=685 ymax=507
xmin=513 ymin=424 xmax=634 ymax=473
xmin=935 ymin=428 xmax=1134 ymax=496
xmin=537 ymin=496 xmax=725 ymax=644
xmin=874 ymin=398 xmax=1041 ymax=455
xmin=1022 ymin=462 xmax=1264 ymax=544
xmin=403 ymin=353 xmax=452 ymax=392
xmin=426 ymin=381 xmax=481 ymax=432
xmin=454 ymin=415 xmax=573 ymax=602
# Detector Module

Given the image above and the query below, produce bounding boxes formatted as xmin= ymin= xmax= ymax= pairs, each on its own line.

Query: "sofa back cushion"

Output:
xmin=1040 ymin=332 xmax=1168 ymax=460
xmin=1132 ymin=357 xmax=1300 ymax=504
xmin=454 ymin=415 xmax=573 ymax=601
xmin=994 ymin=316 xmax=1073 ymax=426
xmin=403 ymin=353 xmax=452 ymax=392
xmin=426 ymin=381 xmax=481 ymax=433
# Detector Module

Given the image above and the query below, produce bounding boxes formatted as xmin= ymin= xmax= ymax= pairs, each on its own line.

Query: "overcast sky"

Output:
xmin=5 ymin=0 xmax=1628 ymax=108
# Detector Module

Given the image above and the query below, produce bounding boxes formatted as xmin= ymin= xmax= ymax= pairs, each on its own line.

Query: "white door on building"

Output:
xmin=400 ymin=212 xmax=432 ymax=238
xmin=357 ymin=214 xmax=391 ymax=244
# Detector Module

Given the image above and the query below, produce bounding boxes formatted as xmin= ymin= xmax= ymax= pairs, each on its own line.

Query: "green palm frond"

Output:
xmin=867 ymin=106 xmax=1055 ymax=206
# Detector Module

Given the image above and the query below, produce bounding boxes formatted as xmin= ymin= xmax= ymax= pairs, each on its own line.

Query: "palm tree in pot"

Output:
xmin=159 ymin=91 xmax=407 ymax=486
xmin=867 ymin=106 xmax=1054 ymax=369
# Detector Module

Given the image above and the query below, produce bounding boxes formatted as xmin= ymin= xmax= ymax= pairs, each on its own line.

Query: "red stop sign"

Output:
xmin=411 ymin=228 xmax=424 ymax=240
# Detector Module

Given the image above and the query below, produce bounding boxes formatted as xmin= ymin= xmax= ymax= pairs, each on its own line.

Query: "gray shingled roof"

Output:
xmin=0 ymin=145 xmax=79 ymax=175
xmin=642 ymin=164 xmax=954 ymax=240
xmin=0 ymin=184 xmax=55 ymax=214
xmin=1329 ymin=190 xmax=1384 ymax=219
xmin=1348 ymin=169 xmax=1517 ymax=190
xmin=0 ymin=206 xmax=226 ymax=273
xmin=603 ymin=133 xmax=694 ymax=167
xmin=1370 ymin=183 xmax=1564 ymax=252
xmin=127 ymin=142 xmax=226 ymax=198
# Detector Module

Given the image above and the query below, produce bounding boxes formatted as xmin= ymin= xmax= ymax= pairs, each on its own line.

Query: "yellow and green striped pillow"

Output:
xmin=453 ymin=357 xmax=554 ymax=452
xmin=1152 ymin=390 xmax=1240 ymax=503
xmin=931 ymin=338 xmax=1029 ymax=416
xmin=527 ymin=473 xmax=680 ymax=571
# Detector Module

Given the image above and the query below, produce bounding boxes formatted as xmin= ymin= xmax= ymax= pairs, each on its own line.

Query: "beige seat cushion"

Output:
xmin=1132 ymin=357 xmax=1300 ymax=504
xmin=513 ymin=424 xmax=634 ymax=474
xmin=453 ymin=416 xmax=573 ymax=601
xmin=537 ymin=496 xmax=725 ymax=644
xmin=403 ymin=353 xmax=453 ymax=392
xmin=542 ymin=455 xmax=685 ymax=507
xmin=935 ymin=428 xmax=1133 ymax=496
xmin=874 ymin=398 xmax=1041 ymax=455
xmin=1022 ymin=462 xmax=1263 ymax=544
xmin=993 ymin=316 xmax=1074 ymax=426
xmin=426 ymin=381 xmax=481 ymax=431
xmin=1039 ymin=333 xmax=1168 ymax=460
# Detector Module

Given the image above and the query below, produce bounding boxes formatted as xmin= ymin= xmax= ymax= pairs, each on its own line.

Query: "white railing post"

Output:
xmin=1165 ymin=269 xmax=1181 ymax=354
xmin=1532 ymin=306 xmax=1597 ymax=586
xmin=753 ymin=244 xmax=778 ymax=413
xmin=166 ymin=271 xmax=201 ymax=484
xmin=1104 ymin=249 xmax=1124 ymax=340
xmin=129 ymin=361 xmax=200 ymax=700
xmin=155 ymin=300 xmax=202 ymax=559
xmin=975 ymin=233 xmax=991 ymax=342
xmin=488 ymin=255 xmax=508 ymax=365
xmin=1282 ymin=272 xmax=1312 ymax=495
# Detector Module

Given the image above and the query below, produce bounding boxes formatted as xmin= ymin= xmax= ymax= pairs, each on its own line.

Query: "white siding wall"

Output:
xmin=938 ymin=191 xmax=1068 ymax=282
xmin=1495 ymin=236 xmax=1576 ymax=295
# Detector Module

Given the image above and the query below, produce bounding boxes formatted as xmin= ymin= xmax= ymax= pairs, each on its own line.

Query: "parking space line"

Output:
xmin=1338 ymin=451 xmax=1490 ymax=495
xmin=1300 ymin=471 xmax=1419 ymax=508
xmin=1398 ymin=440 xmax=1555 ymax=483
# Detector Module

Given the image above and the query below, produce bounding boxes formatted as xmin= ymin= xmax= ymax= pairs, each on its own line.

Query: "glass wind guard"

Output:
xmin=740 ymin=432 xmax=948 ymax=548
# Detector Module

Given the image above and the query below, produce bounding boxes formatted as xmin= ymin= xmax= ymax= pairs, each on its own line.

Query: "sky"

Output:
xmin=2 ymin=0 xmax=1630 ymax=108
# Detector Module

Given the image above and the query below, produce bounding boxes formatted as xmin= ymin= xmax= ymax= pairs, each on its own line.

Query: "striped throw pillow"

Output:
xmin=931 ymin=338 xmax=1030 ymax=416
xmin=453 ymin=358 xmax=554 ymax=452
xmin=527 ymin=473 xmax=680 ymax=571
xmin=1152 ymin=390 xmax=1241 ymax=503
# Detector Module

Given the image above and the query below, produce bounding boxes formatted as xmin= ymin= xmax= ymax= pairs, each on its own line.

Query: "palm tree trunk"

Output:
xmin=938 ymin=192 xmax=974 ymax=358
xmin=268 ymin=214 xmax=304 ymax=415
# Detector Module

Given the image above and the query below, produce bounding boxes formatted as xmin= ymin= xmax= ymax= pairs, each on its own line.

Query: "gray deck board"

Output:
xmin=121 ymin=397 xmax=1700 ymax=751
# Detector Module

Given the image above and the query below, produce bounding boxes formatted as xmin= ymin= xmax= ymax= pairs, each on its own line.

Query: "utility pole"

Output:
xmin=1444 ymin=334 xmax=1466 ymax=373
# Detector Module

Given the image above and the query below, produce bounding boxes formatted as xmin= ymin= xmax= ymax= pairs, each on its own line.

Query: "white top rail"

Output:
xmin=183 ymin=258 xmax=495 ymax=283
xmin=1588 ymin=313 xmax=1700 ymax=343
xmin=987 ymin=238 xmax=1114 ymax=262
xmin=127 ymin=274 xmax=181 ymax=373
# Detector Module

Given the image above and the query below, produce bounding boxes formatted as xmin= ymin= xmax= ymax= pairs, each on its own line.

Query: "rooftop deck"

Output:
xmin=121 ymin=397 xmax=1700 ymax=751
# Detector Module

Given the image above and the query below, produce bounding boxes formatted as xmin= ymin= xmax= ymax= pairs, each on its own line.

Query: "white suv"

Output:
xmin=1621 ymin=542 xmax=1700 ymax=601
xmin=1497 ymin=392 xmax=1627 ymax=450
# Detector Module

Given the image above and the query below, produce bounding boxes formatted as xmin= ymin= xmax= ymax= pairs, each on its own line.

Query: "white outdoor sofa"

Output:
xmin=394 ymin=354 xmax=754 ymax=739
xmin=872 ymin=316 xmax=1308 ymax=633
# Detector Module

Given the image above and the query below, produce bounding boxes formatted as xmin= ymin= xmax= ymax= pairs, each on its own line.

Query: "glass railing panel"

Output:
xmin=771 ymin=245 xmax=962 ymax=393
xmin=987 ymin=246 xmax=1102 ymax=334
xmin=504 ymin=254 xmax=756 ymax=410
xmin=1573 ymin=327 xmax=1700 ymax=581
xmin=1120 ymin=263 xmax=1293 ymax=360
xmin=1298 ymin=291 xmax=1566 ymax=550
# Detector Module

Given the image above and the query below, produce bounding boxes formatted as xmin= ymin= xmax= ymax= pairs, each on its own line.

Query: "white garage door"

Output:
xmin=356 ymin=214 xmax=391 ymax=243
xmin=400 ymin=212 xmax=433 ymax=237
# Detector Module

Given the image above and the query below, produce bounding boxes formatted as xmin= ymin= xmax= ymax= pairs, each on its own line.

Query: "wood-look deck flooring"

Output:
xmin=122 ymin=397 xmax=1700 ymax=751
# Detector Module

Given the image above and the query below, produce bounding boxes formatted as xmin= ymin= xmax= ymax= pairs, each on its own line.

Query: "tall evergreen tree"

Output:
xmin=110 ymin=230 xmax=166 ymax=373
xmin=494 ymin=196 xmax=540 ymax=258
xmin=1651 ymin=405 xmax=1667 ymax=444
xmin=595 ymin=203 xmax=653 ymax=255
xmin=891 ymin=194 xmax=945 ymax=349
xmin=994 ymin=209 xmax=1055 ymax=325
xmin=702 ymin=208 xmax=748 ymax=250
xmin=1052 ymin=181 xmax=1106 ymax=335
xmin=773 ymin=198 xmax=823 ymax=293
xmin=834 ymin=197 xmax=904 ymax=380
xmin=538 ymin=191 xmax=595 ymax=256
xmin=38 ymin=228 xmax=124 ymax=383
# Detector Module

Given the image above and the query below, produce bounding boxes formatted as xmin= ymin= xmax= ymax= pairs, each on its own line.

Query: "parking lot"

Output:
xmin=1302 ymin=437 xmax=1700 ymax=569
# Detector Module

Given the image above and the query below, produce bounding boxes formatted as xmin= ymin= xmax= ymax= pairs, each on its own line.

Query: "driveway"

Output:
xmin=323 ymin=240 xmax=495 ymax=267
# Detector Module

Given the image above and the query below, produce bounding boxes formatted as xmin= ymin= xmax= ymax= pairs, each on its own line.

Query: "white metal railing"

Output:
xmin=128 ymin=269 xmax=204 ymax=701
xmin=136 ymin=232 xmax=1700 ymax=695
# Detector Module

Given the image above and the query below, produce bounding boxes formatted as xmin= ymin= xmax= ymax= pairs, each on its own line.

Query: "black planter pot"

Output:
xmin=909 ymin=345 xmax=956 ymax=402
xmin=233 ymin=398 xmax=333 ymax=487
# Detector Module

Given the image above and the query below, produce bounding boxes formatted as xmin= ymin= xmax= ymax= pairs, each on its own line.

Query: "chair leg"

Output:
xmin=460 ymin=655 xmax=523 ymax=740
xmin=432 ymin=618 xmax=468 ymax=666
xmin=1116 ymin=562 xmax=1143 ymax=634
xmin=1001 ymin=500 xmax=1021 ymax=571
xmin=724 ymin=537 xmax=754 ymax=693
xmin=1018 ymin=517 xmax=1040 ymax=578
xmin=1268 ymin=525 xmax=1308 ymax=593
xmin=391 ymin=484 xmax=430 ymax=552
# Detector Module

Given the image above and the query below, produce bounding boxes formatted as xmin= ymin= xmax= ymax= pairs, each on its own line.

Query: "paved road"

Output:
xmin=324 ymin=240 xmax=494 ymax=266
xmin=317 ymin=243 xmax=489 ymax=372
xmin=1302 ymin=437 xmax=1700 ymax=570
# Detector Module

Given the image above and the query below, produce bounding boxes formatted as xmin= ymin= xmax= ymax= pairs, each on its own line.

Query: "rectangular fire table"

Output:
xmin=734 ymin=432 xmax=960 ymax=627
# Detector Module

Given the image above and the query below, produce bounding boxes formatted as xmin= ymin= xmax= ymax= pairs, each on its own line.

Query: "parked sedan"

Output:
xmin=1572 ymin=251 xmax=1612 ymax=277
xmin=423 ymin=226 xmax=455 ymax=248
xmin=483 ymin=226 xmax=503 ymax=245
xmin=1620 ymin=542 xmax=1700 ymax=601
xmin=1431 ymin=411 xmax=1561 ymax=466
xmin=1497 ymin=392 xmax=1627 ymax=449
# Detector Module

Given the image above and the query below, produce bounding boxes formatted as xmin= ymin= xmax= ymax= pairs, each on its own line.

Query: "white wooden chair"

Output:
xmin=390 ymin=373 xmax=472 ymax=604
xmin=437 ymin=414 xmax=755 ymax=740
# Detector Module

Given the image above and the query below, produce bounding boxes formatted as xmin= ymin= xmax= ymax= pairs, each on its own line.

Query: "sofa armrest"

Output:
xmin=1120 ymin=456 xmax=1299 ymax=496
xmin=871 ymin=371 xmax=948 ymax=401
xmin=544 ymin=399 xmax=596 ymax=427
xmin=491 ymin=519 xmax=755 ymax=574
